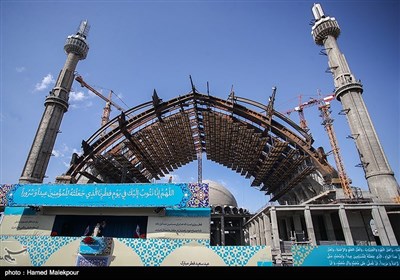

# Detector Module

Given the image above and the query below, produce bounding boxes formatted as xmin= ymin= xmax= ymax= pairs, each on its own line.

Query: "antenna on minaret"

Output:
xmin=77 ymin=20 xmax=90 ymax=39
xmin=312 ymin=3 xmax=325 ymax=20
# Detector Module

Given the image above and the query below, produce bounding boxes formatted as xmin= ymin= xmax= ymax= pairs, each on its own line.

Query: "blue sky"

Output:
xmin=1 ymin=0 xmax=399 ymax=213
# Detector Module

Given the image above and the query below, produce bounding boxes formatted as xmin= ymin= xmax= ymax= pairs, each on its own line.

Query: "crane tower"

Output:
xmin=285 ymin=94 xmax=354 ymax=199
xmin=318 ymin=101 xmax=354 ymax=199
xmin=74 ymin=75 xmax=124 ymax=134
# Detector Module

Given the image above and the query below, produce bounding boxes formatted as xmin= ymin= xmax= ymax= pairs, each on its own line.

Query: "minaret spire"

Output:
xmin=19 ymin=21 xmax=90 ymax=184
xmin=311 ymin=4 xmax=399 ymax=202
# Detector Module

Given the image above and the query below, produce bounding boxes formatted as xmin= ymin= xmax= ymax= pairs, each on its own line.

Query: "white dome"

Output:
xmin=203 ymin=179 xmax=238 ymax=207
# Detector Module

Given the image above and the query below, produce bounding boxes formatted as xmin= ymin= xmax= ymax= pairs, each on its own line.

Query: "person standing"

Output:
xmin=92 ymin=223 xmax=101 ymax=237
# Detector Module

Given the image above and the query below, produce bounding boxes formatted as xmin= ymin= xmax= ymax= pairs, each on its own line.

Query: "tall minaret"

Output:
xmin=311 ymin=4 xmax=399 ymax=203
xmin=19 ymin=21 xmax=90 ymax=184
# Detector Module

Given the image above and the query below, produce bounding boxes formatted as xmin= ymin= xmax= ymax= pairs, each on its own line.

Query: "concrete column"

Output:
xmin=293 ymin=214 xmax=303 ymax=232
xmin=285 ymin=217 xmax=292 ymax=241
xmin=257 ymin=216 xmax=266 ymax=245
xmin=253 ymin=221 xmax=258 ymax=245
xmin=250 ymin=221 xmax=256 ymax=246
xmin=247 ymin=222 xmax=253 ymax=246
xmin=293 ymin=190 xmax=303 ymax=204
xmin=215 ymin=219 xmax=221 ymax=246
xmin=371 ymin=206 xmax=398 ymax=245
xmin=262 ymin=213 xmax=273 ymax=246
xmin=324 ymin=213 xmax=336 ymax=240
xmin=270 ymin=207 xmax=280 ymax=250
xmin=304 ymin=206 xmax=317 ymax=245
xmin=338 ymin=205 xmax=354 ymax=245
xmin=378 ymin=206 xmax=398 ymax=245
xmin=220 ymin=215 xmax=225 ymax=246
xmin=292 ymin=214 xmax=305 ymax=242
xmin=254 ymin=219 xmax=260 ymax=245
xmin=254 ymin=218 xmax=261 ymax=246
xmin=240 ymin=217 xmax=246 ymax=245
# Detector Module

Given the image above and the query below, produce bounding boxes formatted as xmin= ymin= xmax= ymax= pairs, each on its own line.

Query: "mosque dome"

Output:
xmin=203 ymin=180 xmax=238 ymax=207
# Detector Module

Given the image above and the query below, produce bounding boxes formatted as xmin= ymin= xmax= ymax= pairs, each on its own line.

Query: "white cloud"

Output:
xmin=16 ymin=66 xmax=26 ymax=73
xmin=51 ymin=145 xmax=83 ymax=171
xmin=35 ymin=73 xmax=55 ymax=91
xmin=52 ymin=144 xmax=82 ymax=160
xmin=70 ymin=90 xmax=87 ymax=102
xmin=69 ymin=89 xmax=95 ymax=110
xmin=61 ymin=144 xmax=82 ymax=155
xmin=52 ymin=149 xmax=63 ymax=158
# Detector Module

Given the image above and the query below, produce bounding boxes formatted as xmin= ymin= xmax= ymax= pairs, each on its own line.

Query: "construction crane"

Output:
xmin=285 ymin=93 xmax=355 ymax=200
xmin=284 ymin=94 xmax=335 ymax=132
xmin=319 ymin=100 xmax=354 ymax=199
xmin=75 ymin=75 xmax=124 ymax=129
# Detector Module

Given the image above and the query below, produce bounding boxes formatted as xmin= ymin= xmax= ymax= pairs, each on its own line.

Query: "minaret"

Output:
xmin=311 ymin=4 xmax=399 ymax=203
xmin=19 ymin=21 xmax=90 ymax=184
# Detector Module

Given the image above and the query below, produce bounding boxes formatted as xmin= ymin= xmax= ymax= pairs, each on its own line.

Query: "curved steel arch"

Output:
xmin=65 ymin=91 xmax=337 ymax=203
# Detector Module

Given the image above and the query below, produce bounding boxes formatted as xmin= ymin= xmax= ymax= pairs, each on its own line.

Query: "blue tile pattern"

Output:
xmin=0 ymin=235 xmax=78 ymax=266
xmin=211 ymin=245 xmax=262 ymax=266
xmin=1 ymin=184 xmax=15 ymax=206
xmin=117 ymin=238 xmax=209 ymax=266
xmin=187 ymin=183 xmax=209 ymax=208
xmin=291 ymin=245 xmax=316 ymax=266
xmin=0 ymin=235 xmax=268 ymax=266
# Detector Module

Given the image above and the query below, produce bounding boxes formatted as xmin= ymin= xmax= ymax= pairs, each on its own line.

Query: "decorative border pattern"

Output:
xmin=1 ymin=184 xmax=16 ymax=206
xmin=292 ymin=245 xmax=318 ymax=266
xmin=1 ymin=236 xmax=270 ymax=266
xmin=212 ymin=246 xmax=261 ymax=266
xmin=186 ymin=183 xmax=209 ymax=208
xmin=0 ymin=235 xmax=78 ymax=266
xmin=117 ymin=238 xmax=209 ymax=266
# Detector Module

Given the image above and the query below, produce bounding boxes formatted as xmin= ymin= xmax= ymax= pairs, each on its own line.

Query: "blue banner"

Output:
xmin=6 ymin=183 xmax=209 ymax=208
xmin=292 ymin=245 xmax=400 ymax=266
xmin=165 ymin=208 xmax=211 ymax=217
